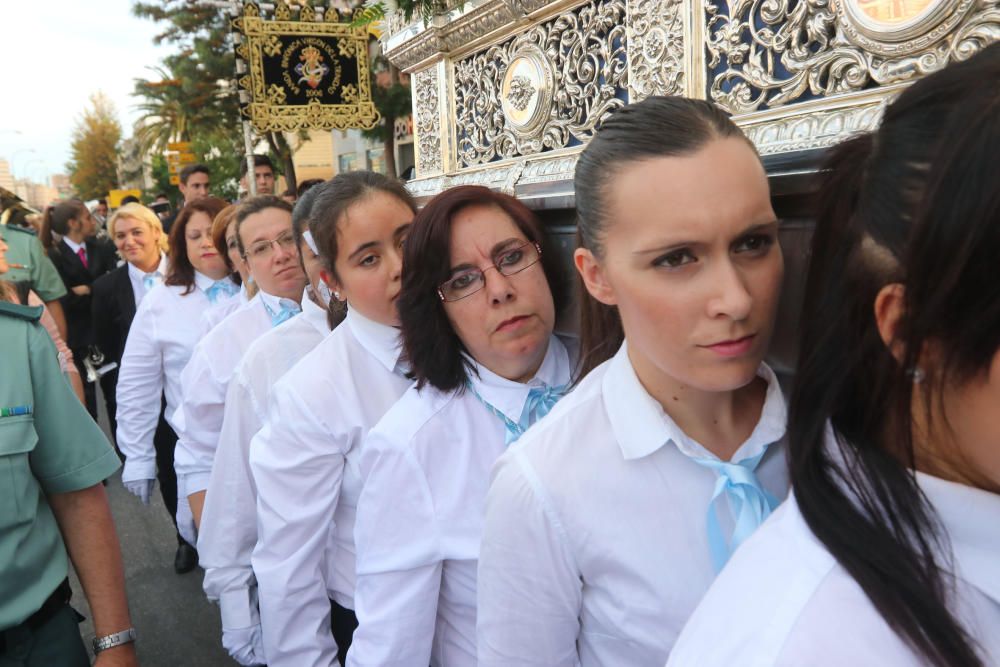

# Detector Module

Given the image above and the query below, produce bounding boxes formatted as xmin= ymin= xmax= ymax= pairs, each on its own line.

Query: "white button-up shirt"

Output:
xmin=198 ymin=293 xmax=330 ymax=624
xmin=477 ymin=342 xmax=789 ymax=666
xmin=668 ymin=470 xmax=1000 ymax=665
xmin=349 ymin=334 xmax=574 ymax=667
xmin=116 ymin=271 xmax=240 ymax=483
xmin=125 ymin=253 xmax=168 ymax=307
xmin=173 ymin=290 xmax=294 ymax=497
xmin=250 ymin=308 xmax=412 ymax=667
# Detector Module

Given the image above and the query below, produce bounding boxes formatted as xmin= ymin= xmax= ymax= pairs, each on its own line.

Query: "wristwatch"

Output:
xmin=92 ymin=627 xmax=137 ymax=654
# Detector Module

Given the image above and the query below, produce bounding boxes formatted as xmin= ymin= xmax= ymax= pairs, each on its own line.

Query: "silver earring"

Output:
xmin=907 ymin=367 xmax=925 ymax=383
xmin=334 ymin=291 xmax=341 ymax=300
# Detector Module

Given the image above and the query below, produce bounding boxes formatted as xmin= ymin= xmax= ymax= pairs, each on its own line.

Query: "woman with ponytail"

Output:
xmin=668 ymin=43 xmax=1000 ymax=667
xmin=477 ymin=96 xmax=788 ymax=665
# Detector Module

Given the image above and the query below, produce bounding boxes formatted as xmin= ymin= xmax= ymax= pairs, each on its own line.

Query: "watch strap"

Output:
xmin=92 ymin=627 xmax=137 ymax=654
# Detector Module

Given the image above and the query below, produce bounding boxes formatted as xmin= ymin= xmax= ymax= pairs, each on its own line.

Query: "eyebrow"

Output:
xmin=448 ymin=237 xmax=524 ymax=274
xmin=348 ymin=240 xmax=380 ymax=261
xmin=632 ymin=219 xmax=780 ymax=255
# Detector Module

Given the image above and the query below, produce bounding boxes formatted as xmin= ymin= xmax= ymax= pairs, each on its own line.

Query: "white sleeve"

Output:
xmin=115 ymin=298 xmax=163 ymax=482
xmin=347 ymin=430 xmax=442 ymax=667
xmin=250 ymin=384 xmax=344 ymax=667
xmin=476 ymin=451 xmax=582 ymax=667
xmin=173 ymin=341 xmax=225 ymax=495
xmin=199 ymin=371 xmax=262 ymax=604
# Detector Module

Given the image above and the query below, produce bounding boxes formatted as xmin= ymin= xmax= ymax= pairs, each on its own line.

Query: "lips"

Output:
xmin=495 ymin=314 xmax=531 ymax=333
xmin=701 ymin=334 xmax=756 ymax=358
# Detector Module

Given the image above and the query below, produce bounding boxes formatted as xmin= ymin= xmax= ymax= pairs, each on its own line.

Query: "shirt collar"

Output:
xmin=127 ymin=253 xmax=167 ymax=282
xmin=345 ymin=308 xmax=403 ymax=374
xmin=916 ymin=472 xmax=1000 ymax=605
xmin=64 ymin=237 xmax=85 ymax=255
xmin=194 ymin=270 xmax=222 ymax=293
xmin=256 ymin=288 xmax=299 ymax=314
xmin=603 ymin=341 xmax=787 ymax=462
xmin=300 ymin=287 xmax=331 ymax=335
xmin=466 ymin=335 xmax=572 ymax=422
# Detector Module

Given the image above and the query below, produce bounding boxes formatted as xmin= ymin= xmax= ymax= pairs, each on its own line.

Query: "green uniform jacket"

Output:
xmin=0 ymin=224 xmax=68 ymax=302
xmin=0 ymin=301 xmax=120 ymax=631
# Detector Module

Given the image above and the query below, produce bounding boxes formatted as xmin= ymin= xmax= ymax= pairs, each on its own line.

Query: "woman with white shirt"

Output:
xmin=116 ymin=196 xmax=239 ymax=569
xmin=476 ymin=96 xmax=789 ymax=666
xmin=198 ymin=183 xmax=335 ymax=666
xmin=667 ymin=45 xmax=1000 ymax=667
xmin=250 ymin=171 xmax=417 ymax=667
xmin=174 ymin=195 xmax=307 ymax=531
xmin=202 ymin=203 xmax=254 ymax=331
xmin=349 ymin=185 xmax=574 ymax=666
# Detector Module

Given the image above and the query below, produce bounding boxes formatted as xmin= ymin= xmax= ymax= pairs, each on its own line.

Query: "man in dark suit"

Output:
xmin=46 ymin=201 xmax=116 ymax=418
xmin=91 ymin=205 xmax=198 ymax=574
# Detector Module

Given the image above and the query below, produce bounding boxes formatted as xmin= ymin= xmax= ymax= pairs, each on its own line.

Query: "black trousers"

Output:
xmin=330 ymin=600 xmax=358 ymax=666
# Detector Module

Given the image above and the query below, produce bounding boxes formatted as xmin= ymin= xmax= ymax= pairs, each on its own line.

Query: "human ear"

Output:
xmin=874 ymin=283 xmax=906 ymax=363
xmin=574 ymin=247 xmax=617 ymax=306
xmin=320 ymin=269 xmax=344 ymax=301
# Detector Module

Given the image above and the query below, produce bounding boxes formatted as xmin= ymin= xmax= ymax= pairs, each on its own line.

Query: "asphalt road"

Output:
xmin=69 ymin=385 xmax=235 ymax=666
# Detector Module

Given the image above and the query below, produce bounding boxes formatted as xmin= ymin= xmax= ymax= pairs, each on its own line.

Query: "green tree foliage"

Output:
xmin=68 ymin=92 xmax=123 ymax=200
xmin=363 ymin=54 xmax=412 ymax=178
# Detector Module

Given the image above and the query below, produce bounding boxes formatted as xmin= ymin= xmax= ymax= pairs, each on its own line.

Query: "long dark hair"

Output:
xmin=165 ymin=196 xmax=230 ymax=294
xmin=790 ymin=44 xmax=1000 ymax=667
xmin=398 ymin=185 xmax=569 ymax=392
xmin=41 ymin=199 xmax=88 ymax=251
xmin=573 ymin=96 xmax=755 ymax=377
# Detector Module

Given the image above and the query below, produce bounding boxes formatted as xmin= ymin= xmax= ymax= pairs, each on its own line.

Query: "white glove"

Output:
xmin=124 ymin=479 xmax=155 ymax=505
xmin=221 ymin=587 xmax=266 ymax=666
xmin=176 ymin=492 xmax=197 ymax=546
xmin=222 ymin=624 xmax=266 ymax=666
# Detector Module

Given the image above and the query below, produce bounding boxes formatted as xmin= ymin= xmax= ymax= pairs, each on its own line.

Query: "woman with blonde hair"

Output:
xmin=92 ymin=202 xmax=170 ymax=442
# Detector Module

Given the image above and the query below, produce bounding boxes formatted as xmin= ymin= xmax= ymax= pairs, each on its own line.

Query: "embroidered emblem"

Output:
xmin=295 ymin=46 xmax=330 ymax=89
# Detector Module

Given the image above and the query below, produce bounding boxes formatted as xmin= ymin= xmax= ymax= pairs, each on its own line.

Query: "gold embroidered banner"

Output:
xmin=234 ymin=1 xmax=380 ymax=133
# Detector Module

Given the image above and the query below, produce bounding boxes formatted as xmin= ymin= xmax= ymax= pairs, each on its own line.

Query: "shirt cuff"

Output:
xmin=122 ymin=456 xmax=156 ymax=483
xmin=220 ymin=586 xmax=259 ymax=630
xmin=182 ymin=471 xmax=212 ymax=496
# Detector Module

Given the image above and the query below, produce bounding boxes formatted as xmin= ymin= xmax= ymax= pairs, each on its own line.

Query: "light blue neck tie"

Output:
xmin=205 ymin=279 xmax=238 ymax=304
xmin=142 ymin=270 xmax=162 ymax=291
xmin=693 ymin=448 xmax=779 ymax=572
xmin=469 ymin=382 xmax=568 ymax=445
xmin=264 ymin=297 xmax=301 ymax=327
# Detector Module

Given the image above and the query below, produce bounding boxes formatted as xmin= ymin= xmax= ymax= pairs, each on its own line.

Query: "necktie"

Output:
xmin=77 ymin=247 xmax=88 ymax=269
xmin=143 ymin=271 xmax=162 ymax=291
xmin=205 ymin=279 xmax=239 ymax=304
xmin=469 ymin=382 xmax=568 ymax=445
xmin=692 ymin=449 xmax=779 ymax=572
xmin=264 ymin=297 xmax=301 ymax=327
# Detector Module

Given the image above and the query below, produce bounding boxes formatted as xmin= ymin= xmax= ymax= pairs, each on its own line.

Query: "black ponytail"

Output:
xmin=790 ymin=43 xmax=1000 ymax=667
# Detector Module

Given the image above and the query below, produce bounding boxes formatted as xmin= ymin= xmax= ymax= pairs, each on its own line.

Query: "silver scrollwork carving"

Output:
xmin=706 ymin=0 xmax=999 ymax=115
xmin=414 ymin=67 xmax=443 ymax=176
xmin=454 ymin=0 xmax=629 ymax=167
xmin=627 ymin=0 xmax=685 ymax=100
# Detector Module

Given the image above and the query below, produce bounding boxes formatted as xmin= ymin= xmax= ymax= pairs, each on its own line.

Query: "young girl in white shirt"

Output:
xmin=117 ymin=197 xmax=238 ymax=552
xmin=348 ymin=185 xmax=575 ymax=666
xmin=250 ymin=172 xmax=417 ymax=667
xmin=668 ymin=43 xmax=1000 ymax=667
xmin=476 ymin=96 xmax=789 ymax=666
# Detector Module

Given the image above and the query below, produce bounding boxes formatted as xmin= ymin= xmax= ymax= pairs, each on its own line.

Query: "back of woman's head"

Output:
xmin=308 ymin=171 xmax=416 ymax=277
xmin=41 ymin=199 xmax=87 ymax=249
xmin=166 ymin=196 xmax=230 ymax=292
xmin=573 ymin=96 xmax=755 ymax=376
xmin=398 ymin=185 xmax=569 ymax=392
xmin=790 ymin=43 xmax=1000 ymax=667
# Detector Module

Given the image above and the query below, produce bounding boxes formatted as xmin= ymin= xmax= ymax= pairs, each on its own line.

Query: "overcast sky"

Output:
xmin=0 ymin=0 xmax=179 ymax=182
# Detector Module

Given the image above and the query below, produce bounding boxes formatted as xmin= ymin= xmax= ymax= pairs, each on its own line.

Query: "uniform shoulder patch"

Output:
xmin=0 ymin=301 xmax=44 ymax=322
xmin=0 ymin=223 xmax=38 ymax=236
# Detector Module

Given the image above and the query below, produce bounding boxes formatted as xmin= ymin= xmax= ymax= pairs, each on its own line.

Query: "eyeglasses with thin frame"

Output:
xmin=244 ymin=230 xmax=296 ymax=260
xmin=437 ymin=241 xmax=543 ymax=302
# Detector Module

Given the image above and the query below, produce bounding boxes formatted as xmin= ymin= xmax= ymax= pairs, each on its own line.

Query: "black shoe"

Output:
xmin=174 ymin=542 xmax=198 ymax=574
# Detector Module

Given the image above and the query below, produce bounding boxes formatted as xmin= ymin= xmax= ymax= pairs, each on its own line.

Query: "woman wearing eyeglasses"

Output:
xmin=200 ymin=204 xmax=253 ymax=331
xmin=250 ymin=172 xmax=417 ymax=667
xmin=173 ymin=196 xmax=307 ymax=542
xmin=346 ymin=186 xmax=574 ymax=667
